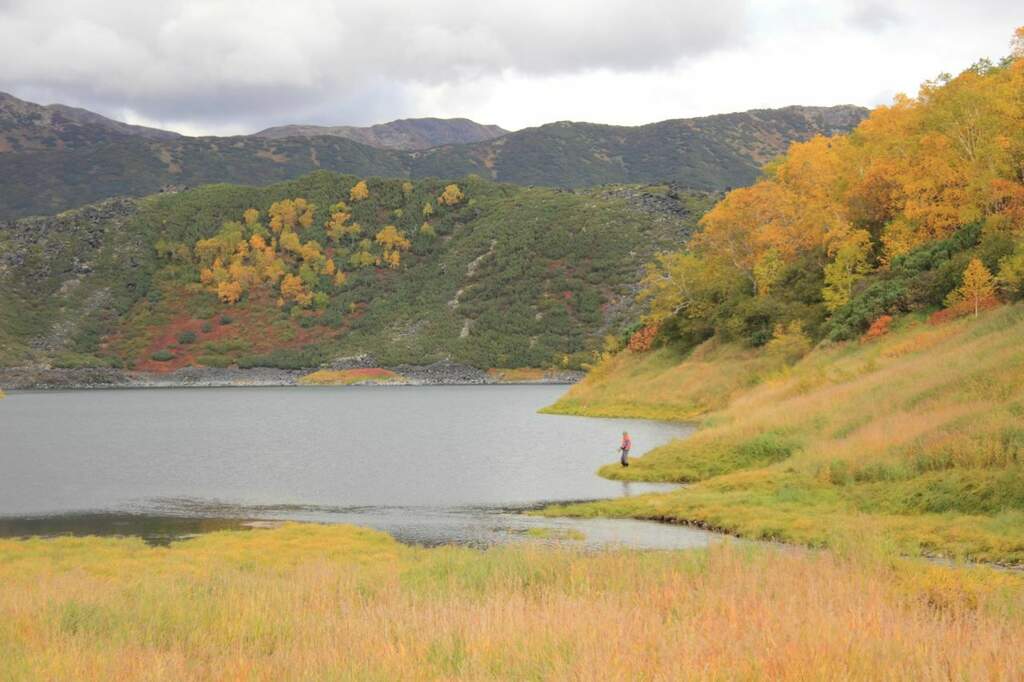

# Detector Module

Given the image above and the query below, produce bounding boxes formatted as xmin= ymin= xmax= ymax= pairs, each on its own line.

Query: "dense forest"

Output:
xmin=634 ymin=29 xmax=1024 ymax=355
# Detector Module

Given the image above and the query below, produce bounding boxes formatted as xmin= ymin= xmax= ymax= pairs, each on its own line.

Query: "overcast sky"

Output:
xmin=0 ymin=1 xmax=1020 ymax=136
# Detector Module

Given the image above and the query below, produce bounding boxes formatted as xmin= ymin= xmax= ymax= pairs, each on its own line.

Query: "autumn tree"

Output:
xmin=374 ymin=225 xmax=411 ymax=269
xmin=217 ymin=280 xmax=243 ymax=304
xmin=438 ymin=184 xmax=464 ymax=206
xmin=822 ymin=230 xmax=872 ymax=311
xmin=765 ymin=321 xmax=812 ymax=364
xmin=946 ymin=258 xmax=996 ymax=317
xmin=998 ymin=242 xmax=1024 ymax=298
xmin=280 ymin=273 xmax=312 ymax=307
xmin=269 ymin=198 xmax=314 ymax=233
xmin=350 ymin=180 xmax=369 ymax=201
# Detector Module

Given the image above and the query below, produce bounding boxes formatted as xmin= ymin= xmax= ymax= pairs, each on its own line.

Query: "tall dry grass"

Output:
xmin=2 ymin=524 xmax=1023 ymax=680
xmin=543 ymin=340 xmax=780 ymax=421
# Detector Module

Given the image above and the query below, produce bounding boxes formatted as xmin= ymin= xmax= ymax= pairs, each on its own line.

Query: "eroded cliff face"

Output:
xmin=0 ymin=197 xmax=143 ymax=365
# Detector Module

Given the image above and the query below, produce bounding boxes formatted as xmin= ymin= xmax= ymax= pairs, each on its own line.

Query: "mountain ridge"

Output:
xmin=0 ymin=91 xmax=868 ymax=218
xmin=253 ymin=117 xmax=509 ymax=150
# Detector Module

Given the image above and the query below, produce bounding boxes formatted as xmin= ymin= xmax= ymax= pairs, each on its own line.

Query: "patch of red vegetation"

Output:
xmin=134 ymin=313 xmax=233 ymax=372
xmin=928 ymin=296 xmax=1001 ymax=325
xmin=126 ymin=288 xmax=345 ymax=372
xmin=861 ymin=315 xmax=893 ymax=343
xmin=628 ymin=323 xmax=659 ymax=352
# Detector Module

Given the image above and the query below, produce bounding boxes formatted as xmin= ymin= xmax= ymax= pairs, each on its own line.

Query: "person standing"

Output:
xmin=619 ymin=431 xmax=632 ymax=467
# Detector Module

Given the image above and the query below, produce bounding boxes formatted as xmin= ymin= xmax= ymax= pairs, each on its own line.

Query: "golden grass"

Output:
xmin=297 ymin=368 xmax=405 ymax=385
xmin=486 ymin=367 xmax=552 ymax=382
xmin=542 ymin=340 xmax=782 ymax=421
xmin=2 ymin=524 xmax=1023 ymax=680
xmin=542 ymin=306 xmax=1024 ymax=563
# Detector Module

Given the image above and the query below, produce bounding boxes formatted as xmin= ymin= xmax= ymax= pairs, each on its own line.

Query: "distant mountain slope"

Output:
xmin=254 ymin=117 xmax=508 ymax=150
xmin=0 ymin=91 xmax=867 ymax=218
xmin=0 ymin=91 xmax=181 ymax=152
xmin=0 ymin=172 xmax=715 ymax=370
xmin=408 ymin=105 xmax=867 ymax=190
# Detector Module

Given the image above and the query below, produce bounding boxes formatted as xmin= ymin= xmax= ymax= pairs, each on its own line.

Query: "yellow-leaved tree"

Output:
xmin=350 ymin=180 xmax=370 ymax=202
xmin=374 ymin=225 xmax=411 ymax=269
xmin=438 ymin=184 xmax=464 ymax=206
xmin=822 ymin=230 xmax=873 ymax=311
xmin=946 ymin=258 xmax=996 ymax=317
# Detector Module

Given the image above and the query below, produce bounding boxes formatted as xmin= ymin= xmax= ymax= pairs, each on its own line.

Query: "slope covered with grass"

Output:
xmin=543 ymin=304 xmax=1024 ymax=563
xmin=2 ymin=523 xmax=1022 ymax=680
xmin=0 ymin=173 xmax=712 ymax=370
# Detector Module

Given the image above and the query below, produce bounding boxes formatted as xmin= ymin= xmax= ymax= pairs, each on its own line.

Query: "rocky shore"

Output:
xmin=0 ymin=362 xmax=583 ymax=391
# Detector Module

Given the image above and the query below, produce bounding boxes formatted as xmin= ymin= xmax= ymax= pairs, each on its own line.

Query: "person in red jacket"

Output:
xmin=619 ymin=431 xmax=631 ymax=467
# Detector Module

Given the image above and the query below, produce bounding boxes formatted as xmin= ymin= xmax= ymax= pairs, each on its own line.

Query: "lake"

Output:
xmin=0 ymin=385 xmax=722 ymax=549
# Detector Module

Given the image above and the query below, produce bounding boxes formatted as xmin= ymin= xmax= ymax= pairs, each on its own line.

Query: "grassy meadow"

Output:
xmin=542 ymin=304 xmax=1024 ymax=564
xmin=2 ymin=523 xmax=1024 ymax=680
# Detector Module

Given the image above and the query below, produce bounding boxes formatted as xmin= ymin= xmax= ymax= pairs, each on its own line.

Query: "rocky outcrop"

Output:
xmin=0 ymin=363 xmax=582 ymax=390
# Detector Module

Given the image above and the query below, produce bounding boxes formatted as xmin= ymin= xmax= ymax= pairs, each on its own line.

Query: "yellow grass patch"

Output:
xmin=1 ymin=524 xmax=1022 ymax=680
xmin=487 ymin=367 xmax=553 ymax=382
xmin=298 ymin=368 xmax=405 ymax=385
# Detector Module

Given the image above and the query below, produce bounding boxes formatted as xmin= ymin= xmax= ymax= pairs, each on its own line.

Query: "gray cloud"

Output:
xmin=0 ymin=0 xmax=749 ymax=132
xmin=846 ymin=2 xmax=905 ymax=32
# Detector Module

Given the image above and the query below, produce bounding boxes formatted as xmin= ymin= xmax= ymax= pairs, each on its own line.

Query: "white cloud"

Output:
xmin=0 ymin=0 xmax=1019 ymax=134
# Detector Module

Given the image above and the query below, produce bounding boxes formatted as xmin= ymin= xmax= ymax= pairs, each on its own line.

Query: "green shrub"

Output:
xmin=150 ymin=349 xmax=174 ymax=362
xmin=201 ymin=321 xmax=213 ymax=333
xmin=219 ymin=315 xmax=233 ymax=326
xmin=177 ymin=331 xmax=197 ymax=344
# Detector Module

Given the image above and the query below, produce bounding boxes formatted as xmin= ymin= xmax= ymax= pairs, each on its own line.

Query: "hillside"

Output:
xmin=410 ymin=105 xmax=866 ymax=188
xmin=254 ymin=117 xmax=508 ymax=149
xmin=0 ymin=172 xmax=713 ymax=371
xmin=0 ymin=91 xmax=181 ymax=152
xmin=0 ymin=92 xmax=865 ymax=218
xmin=543 ymin=305 xmax=1024 ymax=564
xmin=540 ymin=33 xmax=1024 ymax=564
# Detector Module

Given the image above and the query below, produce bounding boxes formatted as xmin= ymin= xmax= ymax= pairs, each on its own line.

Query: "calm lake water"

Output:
xmin=0 ymin=385 xmax=721 ymax=549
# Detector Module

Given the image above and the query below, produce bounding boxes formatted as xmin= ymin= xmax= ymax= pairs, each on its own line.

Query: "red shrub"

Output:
xmin=861 ymin=315 xmax=893 ymax=342
xmin=928 ymin=296 xmax=1000 ymax=325
xmin=628 ymin=324 xmax=659 ymax=353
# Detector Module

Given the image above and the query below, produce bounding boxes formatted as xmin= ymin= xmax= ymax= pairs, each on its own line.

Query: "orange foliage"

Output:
xmin=861 ymin=315 xmax=894 ymax=342
xmin=280 ymin=274 xmax=312 ymax=307
xmin=627 ymin=324 xmax=659 ymax=353
xmin=217 ymin=280 xmax=243 ymax=304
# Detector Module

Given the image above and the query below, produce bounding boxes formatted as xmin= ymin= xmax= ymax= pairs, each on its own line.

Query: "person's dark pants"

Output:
xmin=620 ymin=448 xmax=630 ymax=466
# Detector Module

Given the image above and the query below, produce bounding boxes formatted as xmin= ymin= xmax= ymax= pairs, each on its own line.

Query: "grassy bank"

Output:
xmin=542 ymin=305 xmax=1024 ymax=564
xmin=297 ymin=368 xmax=406 ymax=385
xmin=2 ymin=524 xmax=1023 ymax=680
xmin=542 ymin=341 xmax=782 ymax=421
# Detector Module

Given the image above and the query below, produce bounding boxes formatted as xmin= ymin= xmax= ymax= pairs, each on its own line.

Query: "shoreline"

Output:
xmin=0 ymin=363 xmax=584 ymax=391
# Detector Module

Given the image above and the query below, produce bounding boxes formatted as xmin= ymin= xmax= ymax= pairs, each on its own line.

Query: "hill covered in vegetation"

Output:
xmin=542 ymin=29 xmax=1024 ymax=564
xmin=0 ymin=92 xmax=864 ymax=218
xmin=0 ymin=172 xmax=713 ymax=371
xmin=253 ymin=117 xmax=508 ymax=149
